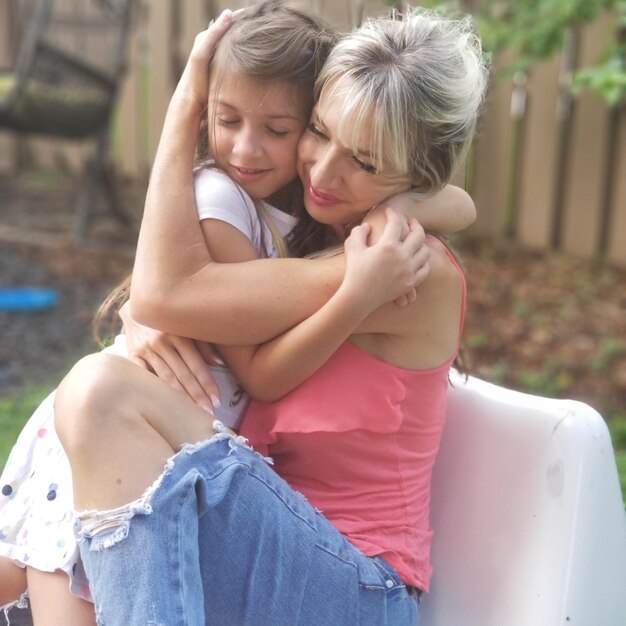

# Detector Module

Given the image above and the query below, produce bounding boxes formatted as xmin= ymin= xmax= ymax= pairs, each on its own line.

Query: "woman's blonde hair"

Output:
xmin=315 ymin=9 xmax=489 ymax=196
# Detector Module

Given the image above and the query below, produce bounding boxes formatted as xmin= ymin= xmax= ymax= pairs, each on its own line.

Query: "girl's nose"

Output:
xmin=233 ymin=127 xmax=262 ymax=159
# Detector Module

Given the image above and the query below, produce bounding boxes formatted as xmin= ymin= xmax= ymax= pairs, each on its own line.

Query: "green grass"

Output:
xmin=615 ymin=451 xmax=626 ymax=505
xmin=0 ymin=385 xmax=51 ymax=469
xmin=609 ymin=419 xmax=626 ymax=506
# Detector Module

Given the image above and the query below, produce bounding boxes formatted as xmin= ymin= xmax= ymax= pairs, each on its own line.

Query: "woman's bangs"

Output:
xmin=325 ymin=79 xmax=381 ymax=172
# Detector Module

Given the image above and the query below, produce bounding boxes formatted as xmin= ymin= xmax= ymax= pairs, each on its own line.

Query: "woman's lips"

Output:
xmin=308 ymin=184 xmax=341 ymax=206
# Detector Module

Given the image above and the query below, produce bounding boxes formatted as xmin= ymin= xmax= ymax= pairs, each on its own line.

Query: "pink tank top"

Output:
xmin=241 ymin=248 xmax=466 ymax=592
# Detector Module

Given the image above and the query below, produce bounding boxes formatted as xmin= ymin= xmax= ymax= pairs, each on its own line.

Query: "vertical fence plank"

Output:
xmin=0 ymin=0 xmax=17 ymax=174
xmin=362 ymin=1 xmax=395 ymax=23
xmin=212 ymin=0 xmax=247 ymax=15
xmin=516 ymin=56 xmax=561 ymax=249
xmin=470 ymin=62 xmax=514 ymax=236
xmin=116 ymin=6 xmax=144 ymax=177
xmin=180 ymin=0 xmax=208 ymax=68
xmin=560 ymin=13 xmax=614 ymax=258
xmin=607 ymin=111 xmax=626 ymax=266
xmin=148 ymin=0 xmax=173 ymax=162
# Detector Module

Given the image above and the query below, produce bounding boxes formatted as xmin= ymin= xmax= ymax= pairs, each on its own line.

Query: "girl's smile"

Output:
xmin=208 ymin=71 xmax=308 ymax=201
xmin=232 ymin=166 xmax=272 ymax=182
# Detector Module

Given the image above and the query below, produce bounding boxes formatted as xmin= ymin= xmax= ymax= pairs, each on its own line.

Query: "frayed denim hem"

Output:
xmin=75 ymin=420 xmax=272 ymax=552
xmin=1 ymin=589 xmax=29 ymax=625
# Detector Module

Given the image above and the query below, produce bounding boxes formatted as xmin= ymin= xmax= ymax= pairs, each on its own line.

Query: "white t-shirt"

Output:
xmin=195 ymin=168 xmax=297 ymax=258
xmin=193 ymin=167 xmax=298 ymax=428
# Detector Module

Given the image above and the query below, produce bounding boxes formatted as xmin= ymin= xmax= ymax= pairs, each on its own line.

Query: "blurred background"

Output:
xmin=0 ymin=0 xmax=625 ymax=502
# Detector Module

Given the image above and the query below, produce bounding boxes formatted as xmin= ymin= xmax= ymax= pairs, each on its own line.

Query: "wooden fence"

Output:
xmin=1 ymin=0 xmax=625 ymax=266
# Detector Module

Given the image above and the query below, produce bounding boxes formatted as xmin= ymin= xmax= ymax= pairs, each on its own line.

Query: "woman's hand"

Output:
xmin=342 ymin=208 xmax=430 ymax=312
xmin=174 ymin=9 xmax=235 ymax=111
xmin=120 ymin=303 xmax=221 ymax=413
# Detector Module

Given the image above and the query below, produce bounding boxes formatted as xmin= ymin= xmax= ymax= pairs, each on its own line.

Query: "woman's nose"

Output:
xmin=310 ymin=145 xmax=341 ymax=190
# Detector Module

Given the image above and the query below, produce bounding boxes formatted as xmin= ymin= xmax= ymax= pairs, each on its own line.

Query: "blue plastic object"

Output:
xmin=0 ymin=287 xmax=58 ymax=312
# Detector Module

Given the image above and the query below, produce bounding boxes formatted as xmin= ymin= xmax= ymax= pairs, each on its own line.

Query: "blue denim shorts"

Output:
xmin=76 ymin=428 xmax=420 ymax=625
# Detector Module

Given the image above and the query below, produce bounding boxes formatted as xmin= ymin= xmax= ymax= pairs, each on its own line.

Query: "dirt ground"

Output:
xmin=1 ymin=170 xmax=625 ymax=421
xmin=0 ymin=172 xmax=138 ymax=396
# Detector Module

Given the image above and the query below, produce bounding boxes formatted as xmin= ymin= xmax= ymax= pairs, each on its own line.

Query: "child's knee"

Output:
xmin=55 ymin=353 xmax=129 ymax=454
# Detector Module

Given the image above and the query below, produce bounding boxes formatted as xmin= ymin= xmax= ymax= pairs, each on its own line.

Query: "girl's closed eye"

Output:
xmin=267 ymin=126 xmax=290 ymax=138
xmin=217 ymin=117 xmax=240 ymax=127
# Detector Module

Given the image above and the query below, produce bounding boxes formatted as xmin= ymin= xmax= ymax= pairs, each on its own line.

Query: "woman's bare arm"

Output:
xmin=130 ymin=16 xmax=343 ymax=345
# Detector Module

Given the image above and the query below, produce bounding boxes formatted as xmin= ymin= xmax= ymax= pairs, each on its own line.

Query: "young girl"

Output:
xmin=54 ymin=6 xmax=488 ymax=624
xmin=0 ymin=2 xmax=475 ymax=623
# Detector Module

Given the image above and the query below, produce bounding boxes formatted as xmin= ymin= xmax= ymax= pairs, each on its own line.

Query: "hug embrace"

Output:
xmin=0 ymin=1 xmax=488 ymax=624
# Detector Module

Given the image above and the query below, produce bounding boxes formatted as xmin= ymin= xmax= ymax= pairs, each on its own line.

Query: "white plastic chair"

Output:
xmin=421 ymin=371 xmax=626 ymax=626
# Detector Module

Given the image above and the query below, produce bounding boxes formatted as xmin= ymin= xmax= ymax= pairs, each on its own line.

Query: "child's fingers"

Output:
xmin=378 ymin=207 xmax=406 ymax=243
xmin=345 ymin=222 xmax=371 ymax=253
xmin=207 ymin=8 xmax=234 ymax=31
xmin=394 ymin=289 xmax=417 ymax=307
xmin=403 ymin=217 xmax=426 ymax=250
xmin=411 ymin=242 xmax=431 ymax=272
xmin=413 ymin=258 xmax=431 ymax=288
xmin=394 ymin=293 xmax=410 ymax=307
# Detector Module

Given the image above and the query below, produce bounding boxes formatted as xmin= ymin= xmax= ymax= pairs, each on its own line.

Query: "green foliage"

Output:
xmin=473 ymin=0 xmax=617 ymax=67
xmin=384 ymin=0 xmax=626 ymax=105
xmin=574 ymin=55 xmax=626 ymax=105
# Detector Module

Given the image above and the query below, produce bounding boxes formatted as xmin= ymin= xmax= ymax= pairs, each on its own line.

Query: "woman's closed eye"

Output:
xmin=308 ymin=121 xmax=377 ymax=173
xmin=307 ymin=122 xmax=327 ymax=140
xmin=353 ymin=156 xmax=377 ymax=174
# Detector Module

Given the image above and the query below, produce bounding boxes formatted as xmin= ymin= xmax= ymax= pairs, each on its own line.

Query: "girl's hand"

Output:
xmin=120 ymin=303 xmax=221 ymax=413
xmin=175 ymin=9 xmax=235 ymax=110
xmin=342 ymin=208 xmax=430 ymax=312
xmin=382 ymin=186 xmax=476 ymax=235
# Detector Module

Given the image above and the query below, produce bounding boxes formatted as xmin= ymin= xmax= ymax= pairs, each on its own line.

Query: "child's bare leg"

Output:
xmin=55 ymin=353 xmax=217 ymax=510
xmin=27 ymin=568 xmax=96 ymax=626
xmin=0 ymin=557 xmax=26 ymax=606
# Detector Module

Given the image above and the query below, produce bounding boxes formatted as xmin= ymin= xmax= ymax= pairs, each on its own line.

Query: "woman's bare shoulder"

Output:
xmin=386 ymin=238 xmax=463 ymax=367
xmin=415 ymin=237 xmax=463 ymax=299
